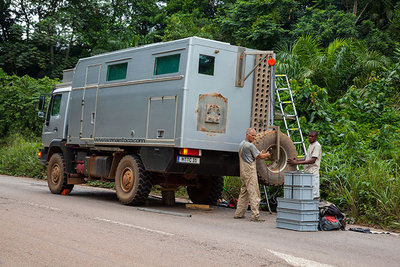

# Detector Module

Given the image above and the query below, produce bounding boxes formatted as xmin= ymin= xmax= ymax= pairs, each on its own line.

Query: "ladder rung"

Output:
xmin=275 ymin=74 xmax=286 ymax=77
xmin=293 ymin=141 xmax=304 ymax=144
xmin=283 ymin=114 xmax=297 ymax=117
xmin=297 ymin=155 xmax=305 ymax=158
xmin=287 ymin=128 xmax=299 ymax=131
xmin=277 ymin=88 xmax=290 ymax=91
xmin=280 ymin=101 xmax=292 ymax=104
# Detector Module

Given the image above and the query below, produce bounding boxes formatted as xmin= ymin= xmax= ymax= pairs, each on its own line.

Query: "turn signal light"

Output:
xmin=38 ymin=150 xmax=42 ymax=159
xmin=268 ymin=58 xmax=276 ymax=66
xmin=179 ymin=148 xmax=201 ymax=156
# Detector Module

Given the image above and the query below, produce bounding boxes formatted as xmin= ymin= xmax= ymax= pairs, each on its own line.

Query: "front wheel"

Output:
xmin=47 ymin=153 xmax=74 ymax=194
xmin=187 ymin=176 xmax=223 ymax=205
xmin=115 ymin=155 xmax=152 ymax=205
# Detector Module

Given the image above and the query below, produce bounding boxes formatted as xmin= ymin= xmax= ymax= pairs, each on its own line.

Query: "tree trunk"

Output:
xmin=50 ymin=45 xmax=54 ymax=65
xmin=19 ymin=0 xmax=30 ymax=40
xmin=354 ymin=0 xmax=373 ymax=25
xmin=353 ymin=0 xmax=357 ymax=15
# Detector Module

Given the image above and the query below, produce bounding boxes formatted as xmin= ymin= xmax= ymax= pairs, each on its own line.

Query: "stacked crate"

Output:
xmin=276 ymin=172 xmax=319 ymax=231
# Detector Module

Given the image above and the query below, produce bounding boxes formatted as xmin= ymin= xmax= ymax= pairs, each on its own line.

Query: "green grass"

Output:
xmin=322 ymin=148 xmax=400 ymax=230
xmin=151 ymin=185 xmax=189 ymax=198
xmin=87 ymin=180 xmax=115 ymax=189
xmin=0 ymin=134 xmax=44 ymax=179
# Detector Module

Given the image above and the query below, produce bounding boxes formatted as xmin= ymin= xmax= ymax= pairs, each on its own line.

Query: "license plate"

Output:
xmin=177 ymin=156 xmax=200 ymax=164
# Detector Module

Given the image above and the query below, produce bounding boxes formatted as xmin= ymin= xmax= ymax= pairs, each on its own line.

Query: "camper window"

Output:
xmin=198 ymin=54 xmax=215 ymax=76
xmin=107 ymin=62 xmax=128 ymax=81
xmin=154 ymin=54 xmax=180 ymax=75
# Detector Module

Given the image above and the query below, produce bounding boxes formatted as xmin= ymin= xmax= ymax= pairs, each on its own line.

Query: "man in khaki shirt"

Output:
xmin=287 ymin=130 xmax=322 ymax=199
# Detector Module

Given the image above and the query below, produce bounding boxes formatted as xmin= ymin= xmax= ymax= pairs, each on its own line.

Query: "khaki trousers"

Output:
xmin=312 ymin=174 xmax=320 ymax=198
xmin=234 ymin=158 xmax=261 ymax=219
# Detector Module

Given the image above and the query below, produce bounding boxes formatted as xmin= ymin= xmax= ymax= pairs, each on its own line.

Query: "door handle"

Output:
xmin=53 ymin=127 xmax=58 ymax=132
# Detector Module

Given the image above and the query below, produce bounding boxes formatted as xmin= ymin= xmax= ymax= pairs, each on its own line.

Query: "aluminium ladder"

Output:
xmin=275 ymin=74 xmax=307 ymax=161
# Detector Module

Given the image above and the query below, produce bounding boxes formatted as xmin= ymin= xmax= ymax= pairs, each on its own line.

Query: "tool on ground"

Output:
xmin=222 ymin=187 xmax=238 ymax=208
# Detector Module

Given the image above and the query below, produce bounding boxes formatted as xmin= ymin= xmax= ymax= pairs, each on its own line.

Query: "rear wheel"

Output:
xmin=187 ymin=176 xmax=223 ymax=204
xmin=47 ymin=153 xmax=74 ymax=194
xmin=115 ymin=155 xmax=152 ymax=205
xmin=253 ymin=130 xmax=297 ymax=185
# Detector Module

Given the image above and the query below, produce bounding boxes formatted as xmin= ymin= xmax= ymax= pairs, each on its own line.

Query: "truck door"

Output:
xmin=80 ymin=64 xmax=101 ymax=144
xmin=42 ymin=93 xmax=68 ymax=147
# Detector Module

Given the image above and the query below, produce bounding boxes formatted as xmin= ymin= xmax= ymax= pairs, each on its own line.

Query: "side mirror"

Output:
xmin=38 ymin=95 xmax=45 ymax=111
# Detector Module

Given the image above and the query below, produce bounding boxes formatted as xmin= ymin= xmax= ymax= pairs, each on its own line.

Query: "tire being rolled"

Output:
xmin=253 ymin=130 xmax=297 ymax=185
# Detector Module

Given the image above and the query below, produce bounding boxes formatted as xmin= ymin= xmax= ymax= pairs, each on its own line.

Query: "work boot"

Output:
xmin=250 ymin=216 xmax=265 ymax=222
xmin=234 ymin=215 xmax=245 ymax=219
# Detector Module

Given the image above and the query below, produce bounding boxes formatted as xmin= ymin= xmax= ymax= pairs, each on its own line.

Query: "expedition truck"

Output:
xmin=38 ymin=37 xmax=297 ymax=205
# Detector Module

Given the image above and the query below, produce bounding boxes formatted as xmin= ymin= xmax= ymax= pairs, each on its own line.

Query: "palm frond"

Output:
xmin=327 ymin=38 xmax=347 ymax=57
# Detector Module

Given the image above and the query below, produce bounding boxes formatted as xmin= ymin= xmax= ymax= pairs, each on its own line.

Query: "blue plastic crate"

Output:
xmin=284 ymin=186 xmax=313 ymax=200
xmin=277 ymin=197 xmax=319 ymax=211
xmin=277 ymin=208 xmax=319 ymax=222
xmin=276 ymin=218 xmax=318 ymax=232
xmin=284 ymin=171 xmax=313 ymax=187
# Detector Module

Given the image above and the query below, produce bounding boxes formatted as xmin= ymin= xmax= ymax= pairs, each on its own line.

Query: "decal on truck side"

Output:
xmin=94 ymin=137 xmax=146 ymax=143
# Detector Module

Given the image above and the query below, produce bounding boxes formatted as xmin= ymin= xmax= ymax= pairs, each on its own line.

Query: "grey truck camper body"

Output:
xmin=69 ymin=38 xmax=264 ymax=150
xmin=67 ymin=37 xmax=269 ymax=174
xmin=39 ymin=37 xmax=289 ymax=205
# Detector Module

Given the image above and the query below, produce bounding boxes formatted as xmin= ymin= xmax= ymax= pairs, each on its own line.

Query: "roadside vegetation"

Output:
xmin=0 ymin=0 xmax=399 ymax=230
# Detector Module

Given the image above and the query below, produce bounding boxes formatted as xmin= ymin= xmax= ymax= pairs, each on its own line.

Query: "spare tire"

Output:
xmin=253 ymin=130 xmax=297 ymax=185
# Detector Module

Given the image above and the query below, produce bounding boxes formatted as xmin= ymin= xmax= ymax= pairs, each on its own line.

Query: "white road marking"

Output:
xmin=267 ymin=249 xmax=334 ymax=267
xmin=94 ymin=217 xmax=174 ymax=237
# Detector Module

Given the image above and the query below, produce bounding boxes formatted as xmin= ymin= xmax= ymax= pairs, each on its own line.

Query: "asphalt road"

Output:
xmin=1 ymin=174 xmax=399 ymax=267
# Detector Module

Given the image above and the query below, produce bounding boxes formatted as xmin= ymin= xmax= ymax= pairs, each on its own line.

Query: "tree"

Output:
xmin=291 ymin=6 xmax=358 ymax=46
xmin=0 ymin=68 xmax=56 ymax=137
xmin=217 ymin=0 xmax=298 ymax=49
xmin=276 ymin=35 xmax=390 ymax=97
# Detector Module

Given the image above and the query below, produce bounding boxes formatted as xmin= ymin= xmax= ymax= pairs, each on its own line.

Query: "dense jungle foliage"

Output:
xmin=0 ymin=0 xmax=399 ymax=230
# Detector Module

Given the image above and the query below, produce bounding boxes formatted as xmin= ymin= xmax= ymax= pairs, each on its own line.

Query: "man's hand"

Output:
xmin=288 ymin=157 xmax=312 ymax=165
xmin=258 ymin=150 xmax=271 ymax=160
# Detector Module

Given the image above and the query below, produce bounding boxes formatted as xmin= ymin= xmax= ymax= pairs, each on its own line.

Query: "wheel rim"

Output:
xmin=51 ymin=163 xmax=61 ymax=184
xmin=121 ymin=167 xmax=135 ymax=193
xmin=265 ymin=145 xmax=288 ymax=173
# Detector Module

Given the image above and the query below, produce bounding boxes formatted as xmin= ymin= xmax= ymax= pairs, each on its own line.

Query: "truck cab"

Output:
xmin=41 ymin=87 xmax=70 ymax=148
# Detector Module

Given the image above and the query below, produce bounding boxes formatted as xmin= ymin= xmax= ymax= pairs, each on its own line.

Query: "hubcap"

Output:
xmin=51 ymin=164 xmax=61 ymax=184
xmin=266 ymin=145 xmax=288 ymax=173
xmin=121 ymin=167 xmax=135 ymax=192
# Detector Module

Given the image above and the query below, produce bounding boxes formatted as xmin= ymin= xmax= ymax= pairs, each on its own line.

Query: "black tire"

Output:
xmin=115 ymin=155 xmax=152 ymax=205
xmin=187 ymin=176 xmax=223 ymax=205
xmin=253 ymin=130 xmax=297 ymax=185
xmin=47 ymin=153 xmax=74 ymax=194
